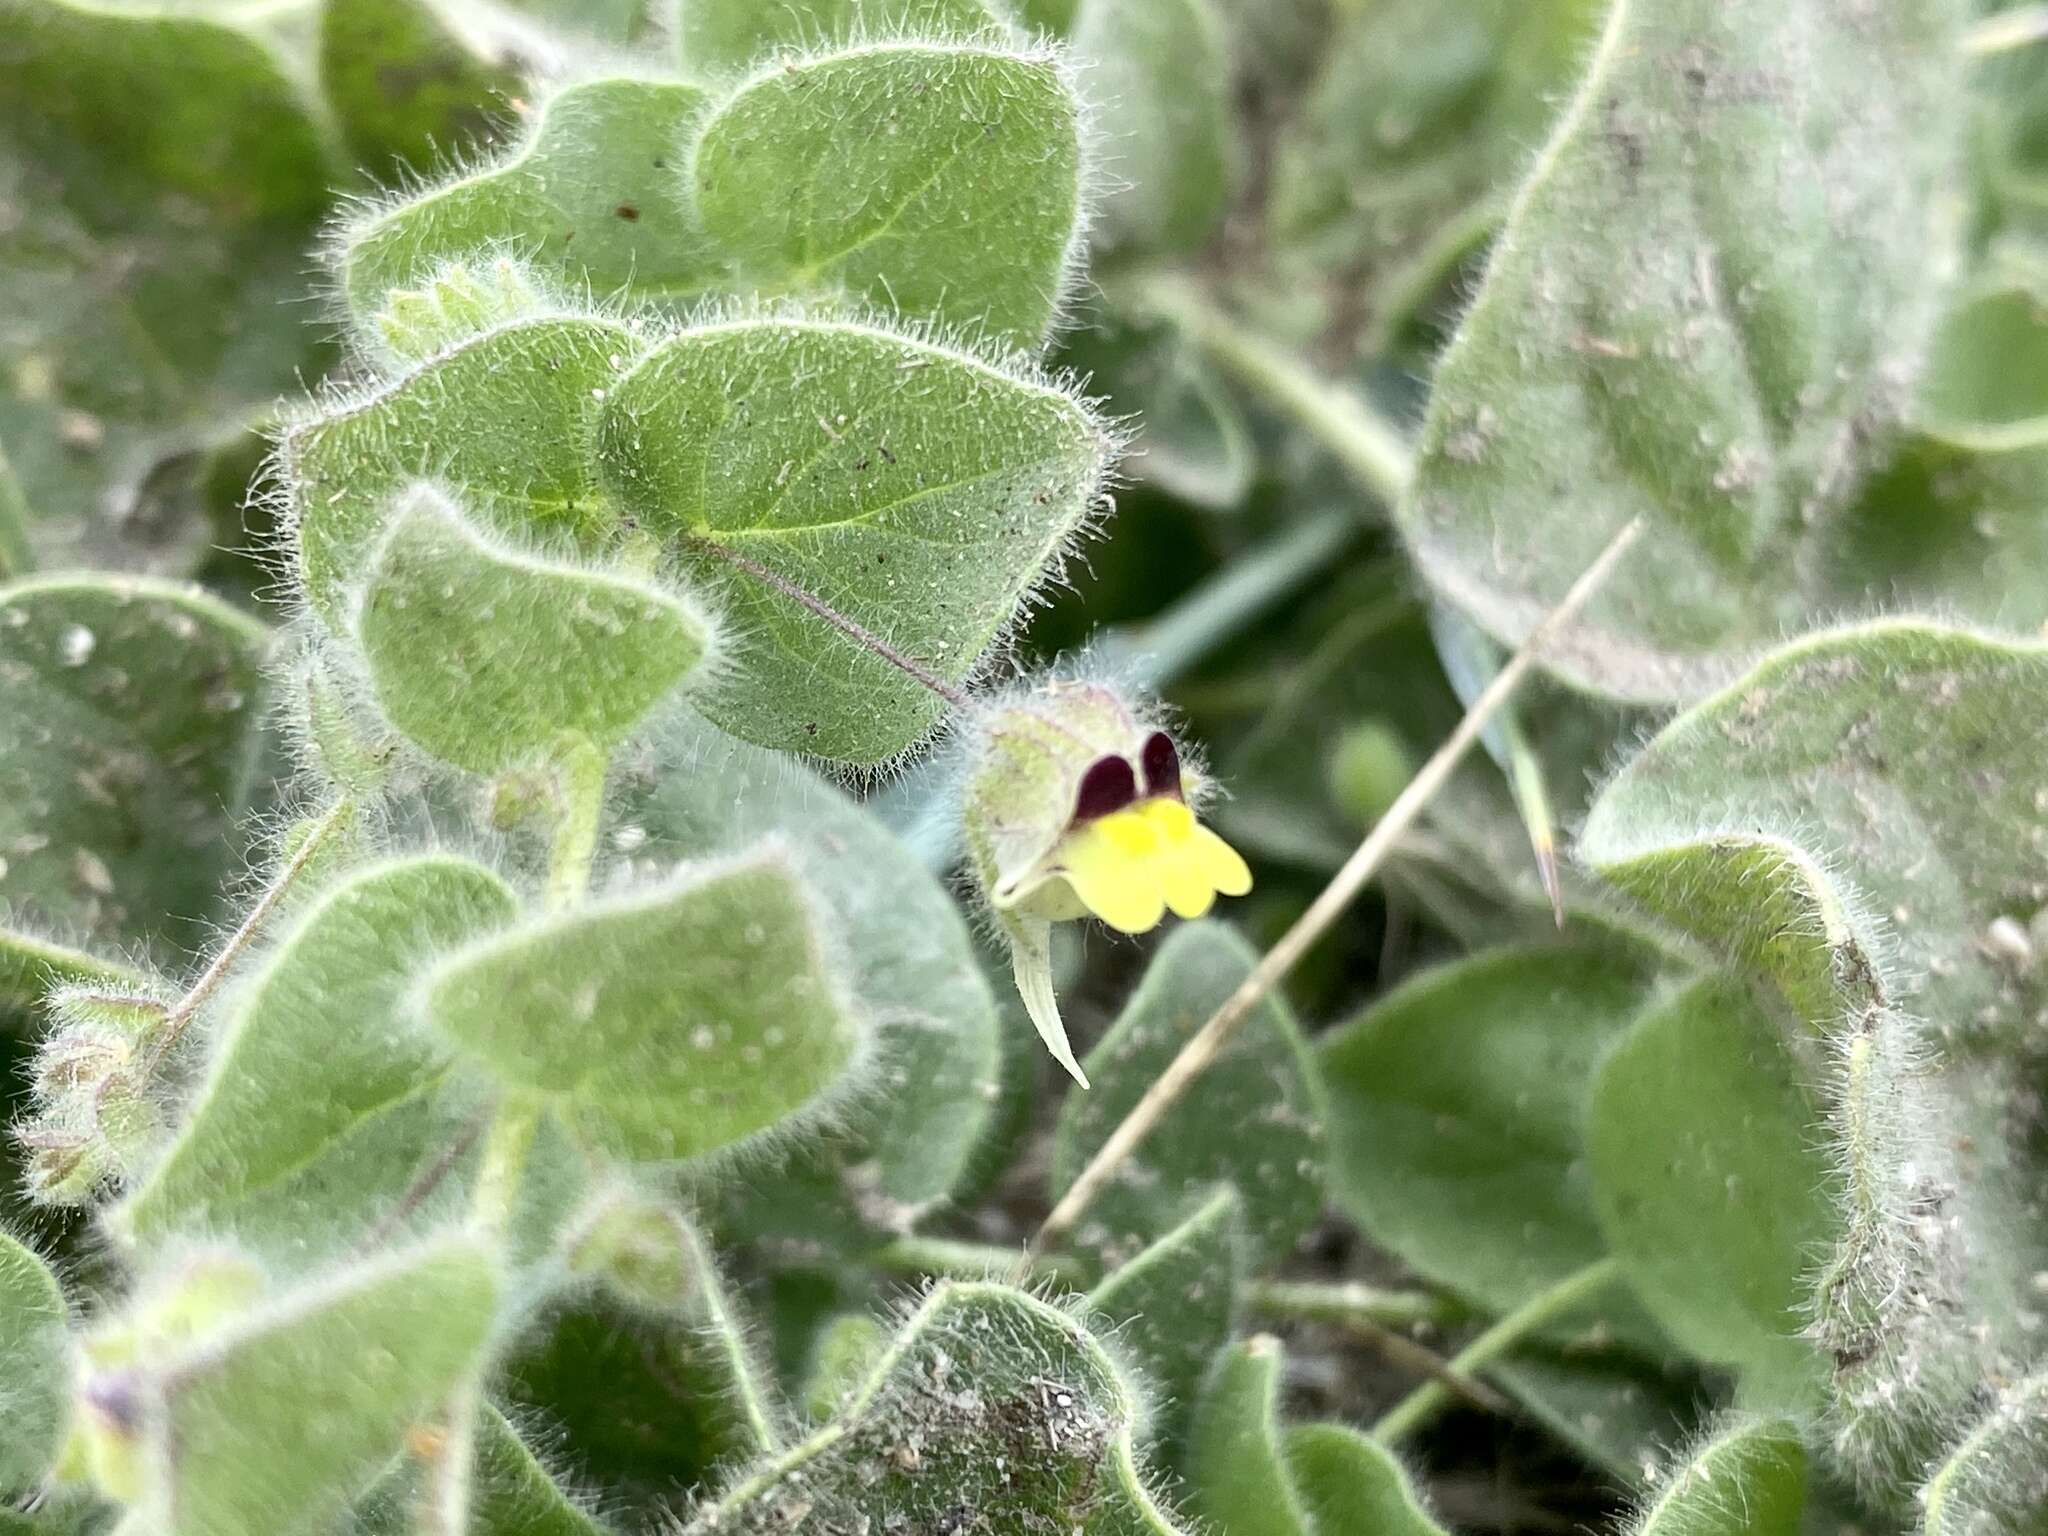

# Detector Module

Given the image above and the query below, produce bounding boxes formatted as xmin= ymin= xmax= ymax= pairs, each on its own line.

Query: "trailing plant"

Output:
xmin=5 ymin=0 xmax=2048 ymax=1533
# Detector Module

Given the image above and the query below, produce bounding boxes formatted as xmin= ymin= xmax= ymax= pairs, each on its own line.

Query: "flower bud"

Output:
xmin=565 ymin=1190 xmax=698 ymax=1314
xmin=959 ymin=679 xmax=1251 ymax=1086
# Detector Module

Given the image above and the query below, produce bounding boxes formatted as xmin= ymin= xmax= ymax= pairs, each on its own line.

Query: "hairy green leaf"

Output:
xmin=596 ymin=315 xmax=1109 ymax=760
xmin=103 ymin=1238 xmax=497 ymax=1536
xmin=1071 ymin=0 xmax=1231 ymax=255
xmin=0 ymin=576 xmax=268 ymax=959
xmin=619 ymin=714 xmax=1001 ymax=1231
xmin=1581 ymin=620 xmax=2048 ymax=1481
xmin=1320 ymin=945 xmax=1656 ymax=1337
xmin=1491 ymin=1349 xmax=1701 ymax=1490
xmin=1284 ymin=1423 xmax=1447 ymax=1536
xmin=339 ymin=76 xmax=721 ymax=331
xmin=0 ymin=0 xmax=333 ymax=568
xmin=0 ymin=1230 xmax=68 ymax=1494
xmin=1185 ymin=1337 xmax=1311 ymax=1536
xmin=1087 ymin=1187 xmax=1242 ymax=1464
xmin=690 ymin=41 xmax=1082 ymax=347
xmin=0 ymin=931 xmax=143 ymax=1016
xmin=283 ymin=315 xmax=644 ymax=624
xmin=115 ymin=855 xmax=516 ymax=1248
xmin=355 ymin=489 xmax=711 ymax=772
xmin=1052 ymin=922 xmax=1327 ymax=1273
xmin=1398 ymin=0 xmax=1964 ymax=701
xmin=1629 ymin=1418 xmax=1804 ymax=1536
xmin=683 ymin=1281 xmax=1183 ymax=1535
xmin=1588 ymin=976 xmax=1832 ymax=1404
xmin=423 ymin=850 xmax=860 ymax=1163
xmin=1921 ymin=1372 xmax=2048 ymax=1536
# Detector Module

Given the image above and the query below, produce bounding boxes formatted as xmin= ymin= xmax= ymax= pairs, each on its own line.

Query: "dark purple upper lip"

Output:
xmin=1069 ymin=733 xmax=1182 ymax=826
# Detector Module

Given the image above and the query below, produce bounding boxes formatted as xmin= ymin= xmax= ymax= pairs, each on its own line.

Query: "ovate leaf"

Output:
xmin=1630 ymin=1418 xmax=1804 ymax=1536
xmin=1071 ymin=0 xmax=1232 ymax=255
xmin=690 ymin=42 xmax=1082 ymax=348
xmin=1319 ymin=945 xmax=1660 ymax=1345
xmin=681 ymin=1281 xmax=1183 ymax=1535
xmin=115 ymin=855 xmax=516 ymax=1248
xmin=103 ymin=1237 xmax=498 ymax=1536
xmin=1051 ymin=922 xmax=1327 ymax=1273
xmin=355 ymin=489 xmax=711 ymax=772
xmin=282 ymin=315 xmax=643 ymax=624
xmin=0 ymin=576 xmax=268 ymax=957
xmin=338 ymin=76 xmax=721 ymax=331
xmin=596 ymin=316 xmax=1109 ymax=761
xmin=1185 ymin=1337 xmax=1311 ymax=1536
xmin=1397 ymin=0 xmax=1964 ymax=700
xmin=1580 ymin=621 xmax=2048 ymax=1481
xmin=423 ymin=849 xmax=861 ymax=1163
xmin=0 ymin=1230 xmax=68 ymax=1493
xmin=1587 ymin=976 xmax=1832 ymax=1404
xmin=1087 ymin=1188 xmax=1242 ymax=1463
xmin=620 ymin=714 xmax=1001 ymax=1231
xmin=1284 ymin=1423 xmax=1447 ymax=1536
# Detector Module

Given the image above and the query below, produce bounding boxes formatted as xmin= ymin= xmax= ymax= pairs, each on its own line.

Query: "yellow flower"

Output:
xmin=958 ymin=681 xmax=1254 ymax=1088
xmin=1051 ymin=796 xmax=1252 ymax=936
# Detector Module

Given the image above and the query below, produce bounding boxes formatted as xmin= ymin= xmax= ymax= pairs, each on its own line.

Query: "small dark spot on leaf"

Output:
xmin=614 ymin=203 xmax=640 ymax=222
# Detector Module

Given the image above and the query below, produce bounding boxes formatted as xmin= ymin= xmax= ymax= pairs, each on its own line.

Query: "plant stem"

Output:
xmin=684 ymin=534 xmax=972 ymax=710
xmin=470 ymin=1091 xmax=542 ymax=1238
xmin=1136 ymin=276 xmax=1413 ymax=507
xmin=1369 ymin=1256 xmax=1622 ymax=1446
xmin=1247 ymin=1279 xmax=1465 ymax=1332
xmin=1031 ymin=520 xmax=1643 ymax=1254
xmin=681 ymin=1220 xmax=786 ymax=1453
xmin=1102 ymin=512 xmax=1366 ymax=690
xmin=142 ymin=796 xmax=354 ymax=1075
xmin=544 ymin=735 xmax=608 ymax=914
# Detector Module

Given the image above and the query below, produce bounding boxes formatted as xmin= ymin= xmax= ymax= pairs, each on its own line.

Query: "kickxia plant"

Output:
xmin=4 ymin=0 xmax=2048 ymax=1533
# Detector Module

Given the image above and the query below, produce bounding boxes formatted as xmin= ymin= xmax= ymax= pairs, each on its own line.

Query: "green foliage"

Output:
xmin=319 ymin=0 xmax=524 ymax=176
xmin=1588 ymin=976 xmax=1833 ymax=1404
xmin=355 ymin=488 xmax=713 ymax=773
xmin=683 ymin=1281 xmax=1183 ymax=1534
xmin=676 ymin=0 xmax=1015 ymax=74
xmin=114 ymin=855 xmax=516 ymax=1248
xmin=1320 ymin=945 xmax=1653 ymax=1327
xmin=1188 ymin=1338 xmax=1446 ymax=1536
xmin=1087 ymin=1187 xmax=1242 ymax=1462
xmin=19 ymin=0 xmax=2048 ymax=1528
xmin=1399 ymin=0 xmax=1965 ymax=701
xmin=1628 ymin=1419 xmax=1805 ymax=1536
xmin=0 ymin=1231 xmax=69 ymax=1494
xmin=619 ymin=714 xmax=1000 ymax=1235
xmin=1052 ymin=923 xmax=1327 ymax=1273
xmin=1072 ymin=0 xmax=1233 ymax=256
xmin=0 ymin=576 xmax=269 ymax=963
xmin=339 ymin=78 xmax=720 ymax=325
xmin=596 ymin=315 xmax=1110 ymax=760
xmin=77 ymin=1237 xmax=497 ymax=1536
xmin=690 ymin=42 xmax=1082 ymax=347
xmin=423 ymin=849 xmax=861 ymax=1162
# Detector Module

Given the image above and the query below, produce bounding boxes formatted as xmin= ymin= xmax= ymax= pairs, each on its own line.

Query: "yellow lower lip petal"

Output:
xmin=1060 ymin=824 xmax=1168 ymax=934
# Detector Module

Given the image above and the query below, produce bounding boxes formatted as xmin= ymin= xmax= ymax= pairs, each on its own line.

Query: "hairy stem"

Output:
xmin=1370 ymin=1256 xmax=1623 ymax=1446
xmin=869 ymin=1235 xmax=1089 ymax=1288
xmin=543 ymin=735 xmax=608 ymax=914
xmin=682 ymin=1219 xmax=786 ymax=1454
xmin=1032 ymin=520 xmax=1643 ymax=1253
xmin=1247 ymin=1279 xmax=1465 ymax=1332
xmin=143 ymin=796 xmax=355 ymax=1076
